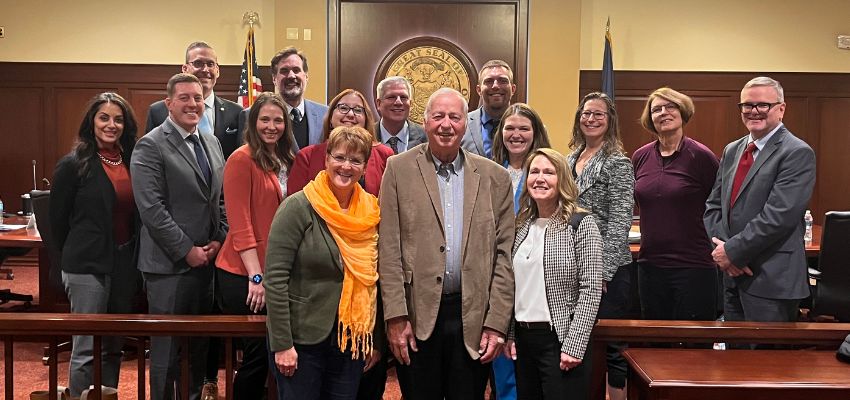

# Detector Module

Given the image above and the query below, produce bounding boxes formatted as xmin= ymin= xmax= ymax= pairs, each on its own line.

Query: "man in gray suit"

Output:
xmin=269 ymin=46 xmax=327 ymax=151
xmin=704 ymin=76 xmax=816 ymax=323
xmin=145 ymin=41 xmax=243 ymax=159
xmin=461 ymin=60 xmax=516 ymax=158
xmin=131 ymin=73 xmax=228 ymax=400
xmin=375 ymin=76 xmax=427 ymax=154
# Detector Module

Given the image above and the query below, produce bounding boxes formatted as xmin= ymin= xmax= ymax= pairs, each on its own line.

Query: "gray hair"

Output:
xmin=743 ymin=76 xmax=784 ymax=102
xmin=424 ymin=88 xmax=468 ymax=119
xmin=376 ymin=76 xmax=413 ymax=100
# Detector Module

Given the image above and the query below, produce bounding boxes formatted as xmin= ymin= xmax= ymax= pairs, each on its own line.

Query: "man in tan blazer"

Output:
xmin=378 ymin=88 xmax=515 ymax=400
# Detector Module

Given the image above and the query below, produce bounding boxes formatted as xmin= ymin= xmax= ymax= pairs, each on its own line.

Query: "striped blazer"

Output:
xmin=509 ymin=214 xmax=604 ymax=359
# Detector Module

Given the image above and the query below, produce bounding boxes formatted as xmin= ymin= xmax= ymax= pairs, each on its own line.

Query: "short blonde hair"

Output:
xmin=639 ymin=87 xmax=695 ymax=135
xmin=326 ymin=125 xmax=372 ymax=164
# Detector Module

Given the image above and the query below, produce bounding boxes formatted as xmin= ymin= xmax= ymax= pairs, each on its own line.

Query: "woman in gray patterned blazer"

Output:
xmin=504 ymin=148 xmax=603 ymax=399
xmin=566 ymin=92 xmax=635 ymax=400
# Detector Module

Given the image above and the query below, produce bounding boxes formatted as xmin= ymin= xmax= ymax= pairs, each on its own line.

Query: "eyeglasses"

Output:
xmin=328 ymin=153 xmax=365 ymax=167
xmin=335 ymin=104 xmax=366 ymax=116
xmin=737 ymin=102 xmax=781 ymax=113
xmin=189 ymin=60 xmax=218 ymax=69
xmin=579 ymin=111 xmax=607 ymax=120
xmin=481 ymin=77 xmax=511 ymax=87
xmin=650 ymin=103 xmax=680 ymax=114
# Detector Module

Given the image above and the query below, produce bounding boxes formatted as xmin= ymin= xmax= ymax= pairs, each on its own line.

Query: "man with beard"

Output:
xmin=704 ymin=76 xmax=816 ymax=324
xmin=375 ymin=76 xmax=427 ymax=154
xmin=461 ymin=60 xmax=517 ymax=159
xmin=146 ymin=42 xmax=242 ymax=159
xmin=267 ymin=46 xmax=328 ymax=151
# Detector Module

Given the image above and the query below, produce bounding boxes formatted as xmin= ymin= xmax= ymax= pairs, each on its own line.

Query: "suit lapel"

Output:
xmin=213 ymin=96 xmax=225 ymax=138
xmin=163 ymin=120 xmax=208 ymax=190
xmin=737 ymin=127 xmax=785 ymax=198
xmin=469 ymin=109 xmax=485 ymax=155
xmin=722 ymin=136 xmax=749 ymax=216
xmin=460 ymin=152 xmax=480 ymax=261
xmin=416 ymin=148 xmax=445 ymax=235
xmin=317 ymin=213 xmax=343 ymax=271
xmin=305 ymin=101 xmax=323 ymax=146
xmin=91 ymin=158 xmax=116 ymax=215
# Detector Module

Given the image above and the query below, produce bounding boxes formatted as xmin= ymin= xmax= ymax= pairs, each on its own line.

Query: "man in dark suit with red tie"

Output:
xmin=704 ymin=76 xmax=816 ymax=323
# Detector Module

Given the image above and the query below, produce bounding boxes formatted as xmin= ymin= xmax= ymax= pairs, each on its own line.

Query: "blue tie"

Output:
xmin=198 ymin=105 xmax=212 ymax=135
xmin=186 ymin=134 xmax=211 ymax=184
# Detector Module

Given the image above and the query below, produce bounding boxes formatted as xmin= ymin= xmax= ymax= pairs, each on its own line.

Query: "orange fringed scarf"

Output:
xmin=303 ymin=170 xmax=380 ymax=359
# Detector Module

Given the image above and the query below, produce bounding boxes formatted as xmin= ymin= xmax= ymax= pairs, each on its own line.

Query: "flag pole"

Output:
xmin=242 ymin=11 xmax=260 ymax=106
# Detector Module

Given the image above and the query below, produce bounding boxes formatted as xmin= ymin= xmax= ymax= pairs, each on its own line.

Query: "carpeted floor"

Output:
xmin=1 ymin=264 xmax=416 ymax=399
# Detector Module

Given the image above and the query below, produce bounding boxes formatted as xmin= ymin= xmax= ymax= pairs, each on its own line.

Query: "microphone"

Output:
xmin=32 ymin=160 xmax=37 ymax=191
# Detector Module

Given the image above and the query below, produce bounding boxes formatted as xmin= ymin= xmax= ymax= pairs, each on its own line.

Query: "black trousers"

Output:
xmin=723 ymin=274 xmax=800 ymax=323
xmin=596 ymin=263 xmax=639 ymax=389
xmin=638 ymin=263 xmax=718 ymax=321
xmin=396 ymin=294 xmax=489 ymax=400
xmin=514 ymin=326 xmax=591 ymax=400
xmin=216 ymin=268 xmax=269 ymax=400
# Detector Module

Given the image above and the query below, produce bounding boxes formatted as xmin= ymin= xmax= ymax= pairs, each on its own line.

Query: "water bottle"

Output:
xmin=0 ymin=196 xmax=4 ymax=224
xmin=804 ymin=210 xmax=813 ymax=243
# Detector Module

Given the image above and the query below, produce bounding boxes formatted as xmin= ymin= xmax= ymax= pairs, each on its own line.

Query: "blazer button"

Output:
xmin=439 ymin=245 xmax=446 ymax=253
xmin=436 ymin=276 xmax=442 ymax=283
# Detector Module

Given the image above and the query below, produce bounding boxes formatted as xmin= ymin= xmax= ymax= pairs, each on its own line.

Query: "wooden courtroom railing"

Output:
xmin=590 ymin=319 xmax=850 ymax=400
xmin=0 ymin=313 xmax=267 ymax=400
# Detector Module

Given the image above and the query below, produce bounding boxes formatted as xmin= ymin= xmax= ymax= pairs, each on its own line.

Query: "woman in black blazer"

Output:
xmin=50 ymin=92 xmax=142 ymax=398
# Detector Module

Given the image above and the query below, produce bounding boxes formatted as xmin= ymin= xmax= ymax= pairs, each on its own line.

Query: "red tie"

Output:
xmin=730 ymin=142 xmax=757 ymax=208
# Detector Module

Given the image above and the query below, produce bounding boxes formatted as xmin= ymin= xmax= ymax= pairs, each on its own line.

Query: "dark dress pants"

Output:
xmin=723 ymin=274 xmax=800 ymax=323
xmin=638 ymin=263 xmax=718 ymax=321
xmin=216 ymin=268 xmax=269 ymax=399
xmin=596 ymin=263 xmax=638 ymax=388
xmin=395 ymin=293 xmax=490 ymax=400
xmin=514 ymin=326 xmax=591 ymax=400
xmin=145 ymin=266 xmax=214 ymax=400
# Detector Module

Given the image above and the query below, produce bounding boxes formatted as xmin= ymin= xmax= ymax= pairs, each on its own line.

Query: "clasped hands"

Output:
xmin=185 ymin=241 xmax=222 ymax=268
xmin=711 ymin=237 xmax=753 ymax=277
xmin=386 ymin=317 xmax=504 ymax=365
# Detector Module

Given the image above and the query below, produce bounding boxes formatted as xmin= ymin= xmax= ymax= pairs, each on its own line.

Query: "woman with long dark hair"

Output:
xmin=50 ymin=92 xmax=141 ymax=398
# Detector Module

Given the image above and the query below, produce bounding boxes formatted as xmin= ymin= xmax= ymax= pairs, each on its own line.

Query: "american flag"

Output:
xmin=237 ymin=26 xmax=262 ymax=108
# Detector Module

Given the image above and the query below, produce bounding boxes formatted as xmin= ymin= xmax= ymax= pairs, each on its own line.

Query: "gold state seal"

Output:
xmin=385 ymin=46 xmax=471 ymax=124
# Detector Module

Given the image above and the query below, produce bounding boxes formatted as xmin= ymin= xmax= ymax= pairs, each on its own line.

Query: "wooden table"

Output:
xmin=0 ymin=216 xmax=68 ymax=311
xmin=624 ymin=348 xmax=850 ymax=400
xmin=629 ymin=224 xmax=822 ymax=257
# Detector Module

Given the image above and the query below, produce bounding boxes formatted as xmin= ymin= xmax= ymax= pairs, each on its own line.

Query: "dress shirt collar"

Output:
xmin=380 ymin=119 xmax=410 ymax=149
xmin=748 ymin=123 xmax=782 ymax=153
xmin=432 ymin=150 xmax=464 ymax=177
xmin=284 ymin=100 xmax=306 ymax=118
xmin=167 ymin=116 xmax=198 ymax=138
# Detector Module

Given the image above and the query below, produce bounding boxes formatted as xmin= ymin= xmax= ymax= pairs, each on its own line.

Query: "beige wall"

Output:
xmin=580 ymin=0 xmax=850 ymax=72
xmin=2 ymin=0 xmax=847 ymax=150
xmin=0 ymin=0 xmax=277 ymax=65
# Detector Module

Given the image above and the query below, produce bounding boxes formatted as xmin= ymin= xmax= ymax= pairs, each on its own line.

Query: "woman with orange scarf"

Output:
xmin=265 ymin=125 xmax=383 ymax=399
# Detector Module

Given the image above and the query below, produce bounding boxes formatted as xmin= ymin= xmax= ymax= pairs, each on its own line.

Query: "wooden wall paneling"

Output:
xmin=53 ymin=88 xmax=118 ymax=163
xmin=331 ymin=0 xmax=528 ymax=110
xmin=816 ymin=97 xmax=850 ymax=217
xmin=0 ymin=88 xmax=45 ymax=212
xmin=128 ymin=89 xmax=168 ymax=134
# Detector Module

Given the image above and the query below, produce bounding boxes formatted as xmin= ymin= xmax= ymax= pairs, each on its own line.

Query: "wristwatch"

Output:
xmin=251 ymin=274 xmax=263 ymax=285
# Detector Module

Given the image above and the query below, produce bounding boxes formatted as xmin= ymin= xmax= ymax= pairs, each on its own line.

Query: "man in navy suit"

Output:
xmin=704 ymin=76 xmax=816 ymax=323
xmin=145 ymin=41 xmax=242 ymax=159
xmin=461 ymin=59 xmax=516 ymax=159
xmin=268 ymin=46 xmax=328 ymax=151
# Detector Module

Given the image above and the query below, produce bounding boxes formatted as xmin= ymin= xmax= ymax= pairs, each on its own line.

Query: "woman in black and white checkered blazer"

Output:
xmin=504 ymin=147 xmax=604 ymax=399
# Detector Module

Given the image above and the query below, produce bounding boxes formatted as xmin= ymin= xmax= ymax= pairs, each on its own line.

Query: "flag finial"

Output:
xmin=606 ymin=16 xmax=610 ymax=33
xmin=243 ymin=11 xmax=260 ymax=28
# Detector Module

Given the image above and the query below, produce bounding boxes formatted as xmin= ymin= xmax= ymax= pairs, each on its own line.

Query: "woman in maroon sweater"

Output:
xmin=632 ymin=87 xmax=719 ymax=323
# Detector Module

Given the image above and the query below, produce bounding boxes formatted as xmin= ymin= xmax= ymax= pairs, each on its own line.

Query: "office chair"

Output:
xmin=809 ymin=211 xmax=850 ymax=321
xmin=0 ymin=246 xmax=34 ymax=305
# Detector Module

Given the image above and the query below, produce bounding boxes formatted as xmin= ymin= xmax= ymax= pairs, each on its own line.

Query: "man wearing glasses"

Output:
xmin=462 ymin=60 xmax=517 ymax=159
xmin=146 ymin=42 xmax=243 ymax=159
xmin=704 ymin=76 xmax=816 ymax=323
xmin=268 ymin=46 xmax=328 ymax=151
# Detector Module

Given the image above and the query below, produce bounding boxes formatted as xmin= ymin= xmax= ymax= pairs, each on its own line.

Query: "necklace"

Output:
xmin=97 ymin=151 xmax=123 ymax=166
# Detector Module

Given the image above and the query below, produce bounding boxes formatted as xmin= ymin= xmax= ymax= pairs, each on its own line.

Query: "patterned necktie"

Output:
xmin=437 ymin=162 xmax=454 ymax=181
xmin=186 ymin=134 xmax=211 ymax=184
xmin=730 ymin=142 xmax=757 ymax=208
xmin=290 ymin=108 xmax=303 ymax=123
xmin=198 ymin=104 xmax=212 ymax=135
xmin=387 ymin=136 xmax=400 ymax=154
